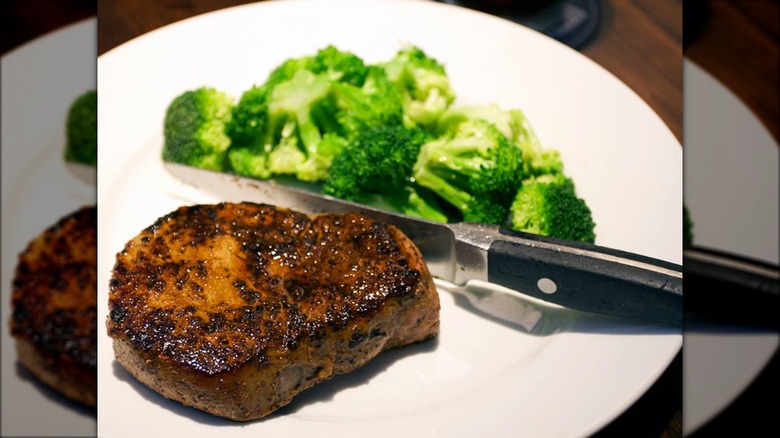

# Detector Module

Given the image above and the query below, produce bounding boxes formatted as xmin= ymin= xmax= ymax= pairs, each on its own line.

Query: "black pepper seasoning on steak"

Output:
xmin=107 ymin=202 xmax=439 ymax=420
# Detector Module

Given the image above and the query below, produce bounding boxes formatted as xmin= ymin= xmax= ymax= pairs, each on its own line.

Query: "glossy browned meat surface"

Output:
xmin=10 ymin=205 xmax=97 ymax=407
xmin=107 ymin=202 xmax=439 ymax=420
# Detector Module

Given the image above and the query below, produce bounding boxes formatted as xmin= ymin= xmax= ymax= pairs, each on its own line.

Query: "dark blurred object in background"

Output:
xmin=444 ymin=0 xmax=566 ymax=14
xmin=439 ymin=0 xmax=601 ymax=49
xmin=1 ymin=0 xmax=95 ymax=55
xmin=683 ymin=0 xmax=709 ymax=48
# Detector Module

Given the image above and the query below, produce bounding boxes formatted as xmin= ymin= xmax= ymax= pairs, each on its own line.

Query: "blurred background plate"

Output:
xmin=683 ymin=58 xmax=779 ymax=436
xmin=1 ymin=18 xmax=97 ymax=437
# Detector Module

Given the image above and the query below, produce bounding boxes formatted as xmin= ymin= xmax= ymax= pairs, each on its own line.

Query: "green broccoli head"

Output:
xmin=267 ymin=69 xmax=346 ymax=181
xmin=226 ymin=84 xmax=273 ymax=146
xmin=226 ymin=70 xmax=349 ymax=182
xmin=293 ymin=132 xmax=348 ymax=182
xmin=64 ymin=90 xmax=97 ymax=166
xmin=381 ymin=45 xmax=456 ymax=128
xmin=227 ymin=146 xmax=273 ymax=179
xmin=265 ymin=45 xmax=368 ymax=87
xmin=437 ymin=104 xmax=563 ymax=177
xmin=412 ymin=119 xmax=523 ymax=224
xmin=310 ymin=45 xmax=369 ymax=86
xmin=323 ymin=125 xmax=447 ymax=222
xmin=225 ymin=47 xmax=406 ymax=183
xmin=324 ymin=125 xmax=429 ymax=198
xmin=266 ymin=56 xmax=316 ymax=86
xmin=224 ymin=84 xmax=275 ymax=179
xmin=508 ymin=109 xmax=562 ymax=177
xmin=163 ymin=87 xmax=234 ymax=171
xmin=510 ymin=173 xmax=596 ymax=243
xmin=323 ymin=66 xmax=405 ymax=141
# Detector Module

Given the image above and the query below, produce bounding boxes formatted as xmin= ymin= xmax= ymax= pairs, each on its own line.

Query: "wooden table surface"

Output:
xmin=685 ymin=0 xmax=778 ymax=143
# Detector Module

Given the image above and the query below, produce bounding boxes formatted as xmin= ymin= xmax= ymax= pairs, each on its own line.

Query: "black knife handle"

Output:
xmin=684 ymin=246 xmax=778 ymax=328
xmin=684 ymin=246 xmax=779 ymax=295
xmin=487 ymin=232 xmax=683 ymax=326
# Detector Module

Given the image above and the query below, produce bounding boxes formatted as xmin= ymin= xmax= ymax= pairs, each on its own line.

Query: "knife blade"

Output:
xmin=165 ymin=162 xmax=683 ymax=327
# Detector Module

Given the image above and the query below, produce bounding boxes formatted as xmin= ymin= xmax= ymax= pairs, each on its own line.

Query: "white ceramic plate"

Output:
xmin=1 ymin=19 xmax=97 ymax=437
xmin=97 ymin=1 xmax=682 ymax=437
xmin=682 ymin=59 xmax=779 ymax=436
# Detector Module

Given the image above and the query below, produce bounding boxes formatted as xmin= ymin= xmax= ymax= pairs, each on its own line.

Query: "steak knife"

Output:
xmin=165 ymin=162 xmax=683 ymax=327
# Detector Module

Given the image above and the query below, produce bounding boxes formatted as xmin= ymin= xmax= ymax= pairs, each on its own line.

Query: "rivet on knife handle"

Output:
xmin=485 ymin=230 xmax=683 ymax=327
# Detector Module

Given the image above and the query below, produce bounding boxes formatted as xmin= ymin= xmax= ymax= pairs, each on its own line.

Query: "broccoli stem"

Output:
xmin=296 ymin=108 xmax=321 ymax=155
xmin=403 ymin=189 xmax=449 ymax=222
xmin=412 ymin=166 xmax=471 ymax=212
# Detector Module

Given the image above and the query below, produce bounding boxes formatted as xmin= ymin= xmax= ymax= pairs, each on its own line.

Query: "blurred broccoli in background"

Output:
xmin=64 ymin=90 xmax=97 ymax=166
xmin=162 ymin=87 xmax=234 ymax=171
xmin=510 ymin=173 xmax=596 ymax=243
xmin=161 ymin=44 xmax=598 ymax=244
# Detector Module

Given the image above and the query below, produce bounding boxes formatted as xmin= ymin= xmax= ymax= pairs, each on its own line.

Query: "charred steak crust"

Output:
xmin=10 ymin=205 xmax=97 ymax=407
xmin=107 ymin=202 xmax=439 ymax=420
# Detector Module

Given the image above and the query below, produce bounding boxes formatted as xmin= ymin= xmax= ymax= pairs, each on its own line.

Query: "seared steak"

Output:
xmin=107 ymin=202 xmax=439 ymax=421
xmin=10 ymin=205 xmax=97 ymax=407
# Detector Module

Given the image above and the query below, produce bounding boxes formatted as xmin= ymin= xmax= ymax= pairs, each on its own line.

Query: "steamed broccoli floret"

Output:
xmin=265 ymin=45 xmax=368 ymax=87
xmin=437 ymin=104 xmax=562 ymax=177
xmin=411 ymin=119 xmax=523 ymax=224
xmin=265 ymin=56 xmax=315 ymax=86
xmin=64 ymin=90 xmax=97 ymax=166
xmin=324 ymin=125 xmax=427 ymax=198
xmin=226 ymin=146 xmax=271 ymax=179
xmin=162 ymin=87 xmax=234 ymax=171
xmin=267 ymin=70 xmax=331 ymax=152
xmin=310 ymin=45 xmax=369 ymax=86
xmin=323 ymin=125 xmax=447 ymax=222
xmin=293 ymin=132 xmax=349 ymax=182
xmin=507 ymin=109 xmax=562 ymax=177
xmin=510 ymin=173 xmax=595 ymax=243
xmin=324 ymin=66 xmax=405 ymax=140
xmin=223 ymin=83 xmax=276 ymax=178
xmin=381 ymin=45 xmax=455 ymax=128
xmin=226 ymin=70 xmax=348 ymax=182
xmin=225 ymin=83 xmax=274 ymax=147
xmin=226 ymin=52 xmax=401 ymax=182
